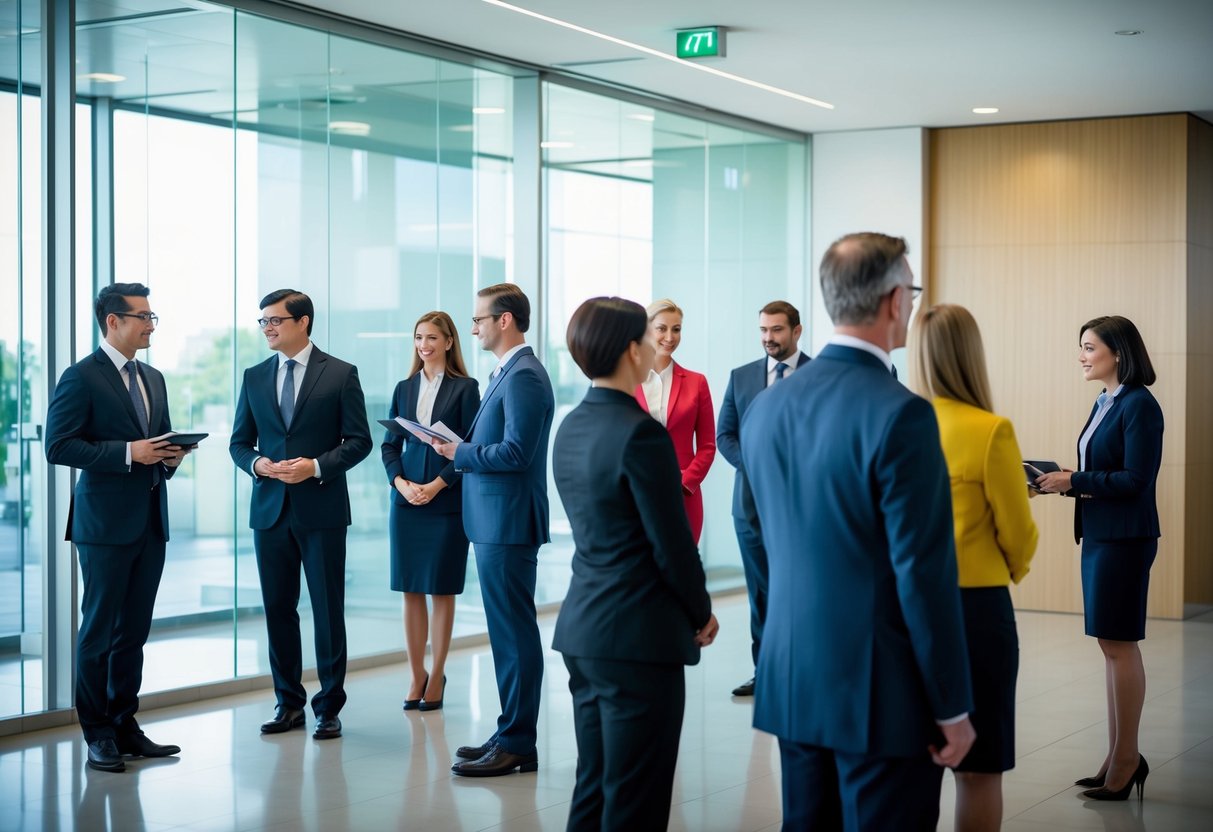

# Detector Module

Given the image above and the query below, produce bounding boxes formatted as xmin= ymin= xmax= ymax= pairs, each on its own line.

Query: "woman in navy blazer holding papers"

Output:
xmin=1037 ymin=315 xmax=1163 ymax=802
xmin=554 ymin=297 xmax=719 ymax=830
xmin=381 ymin=311 xmax=480 ymax=712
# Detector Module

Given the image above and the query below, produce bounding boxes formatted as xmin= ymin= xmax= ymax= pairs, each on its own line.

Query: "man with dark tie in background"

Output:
xmin=742 ymin=233 xmax=975 ymax=830
xmin=433 ymin=282 xmax=554 ymax=777
xmin=45 ymin=283 xmax=191 ymax=772
xmin=230 ymin=289 xmax=372 ymax=742
xmin=715 ymin=300 xmax=809 ymax=698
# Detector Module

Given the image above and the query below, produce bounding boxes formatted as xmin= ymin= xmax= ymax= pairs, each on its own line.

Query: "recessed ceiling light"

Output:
xmin=79 ymin=72 xmax=126 ymax=84
xmin=473 ymin=106 xmax=506 ymax=115
xmin=329 ymin=120 xmax=371 ymax=136
xmin=540 ymin=140 xmax=575 ymax=149
xmin=481 ymin=0 xmax=833 ymax=110
xmin=627 ymin=113 xmax=655 ymax=122
xmin=1114 ymin=29 xmax=1143 ymax=36
xmin=972 ymin=107 xmax=1000 ymax=114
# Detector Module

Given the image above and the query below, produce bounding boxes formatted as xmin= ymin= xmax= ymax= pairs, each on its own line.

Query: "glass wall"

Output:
xmin=542 ymin=83 xmax=807 ymax=589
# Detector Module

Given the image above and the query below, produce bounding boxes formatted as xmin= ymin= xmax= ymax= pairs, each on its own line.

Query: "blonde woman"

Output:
xmin=380 ymin=311 xmax=480 ymax=712
xmin=908 ymin=304 xmax=1038 ymax=832
xmin=633 ymin=299 xmax=716 ymax=542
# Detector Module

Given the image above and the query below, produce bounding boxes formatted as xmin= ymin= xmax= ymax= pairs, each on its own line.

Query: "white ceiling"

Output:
xmin=298 ymin=0 xmax=1213 ymax=134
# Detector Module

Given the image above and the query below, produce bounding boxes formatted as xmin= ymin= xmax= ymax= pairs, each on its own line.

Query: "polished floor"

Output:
xmin=1 ymin=595 xmax=1211 ymax=831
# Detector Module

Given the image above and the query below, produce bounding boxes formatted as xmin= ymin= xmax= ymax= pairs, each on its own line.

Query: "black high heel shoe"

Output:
xmin=403 ymin=672 xmax=429 ymax=711
xmin=419 ymin=674 xmax=446 ymax=712
xmin=1082 ymin=755 xmax=1149 ymax=801
xmin=1074 ymin=772 xmax=1106 ymax=788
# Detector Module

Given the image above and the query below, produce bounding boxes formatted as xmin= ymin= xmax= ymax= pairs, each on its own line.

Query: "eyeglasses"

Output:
xmin=471 ymin=314 xmax=501 ymax=326
xmin=888 ymin=284 xmax=924 ymax=301
xmin=114 ymin=312 xmax=159 ymax=325
xmin=257 ymin=316 xmax=299 ymax=328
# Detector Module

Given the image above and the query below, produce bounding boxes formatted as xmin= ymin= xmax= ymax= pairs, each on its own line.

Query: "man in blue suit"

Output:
xmin=716 ymin=300 xmax=809 ymax=698
xmin=45 ymin=283 xmax=191 ymax=772
xmin=741 ymin=233 xmax=975 ymax=831
xmin=434 ymin=282 xmax=554 ymax=777
xmin=230 ymin=289 xmax=372 ymax=741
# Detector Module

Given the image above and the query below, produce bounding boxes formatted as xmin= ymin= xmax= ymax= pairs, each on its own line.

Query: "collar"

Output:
xmin=494 ymin=342 xmax=529 ymax=374
xmin=279 ymin=340 xmax=315 ymax=369
xmin=1102 ymin=383 xmax=1126 ymax=402
xmin=99 ymin=339 xmax=136 ymax=373
xmin=767 ymin=350 xmax=801 ymax=372
xmin=827 ymin=334 xmax=892 ymax=372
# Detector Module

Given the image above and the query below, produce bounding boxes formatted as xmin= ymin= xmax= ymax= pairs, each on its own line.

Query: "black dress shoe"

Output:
xmin=260 ymin=707 xmax=306 ymax=734
xmin=455 ymin=740 xmax=494 ymax=760
xmin=732 ymin=677 xmax=756 ymax=697
xmin=313 ymin=715 xmax=342 ymax=740
xmin=419 ymin=674 xmax=446 ymax=712
xmin=117 ymin=732 xmax=181 ymax=758
xmin=451 ymin=746 xmax=538 ymax=777
xmin=87 ymin=739 xmax=125 ymax=773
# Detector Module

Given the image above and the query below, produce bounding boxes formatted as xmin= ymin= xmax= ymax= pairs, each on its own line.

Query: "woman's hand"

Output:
xmin=406 ymin=478 xmax=447 ymax=506
xmin=1035 ymin=468 xmax=1074 ymax=493
xmin=695 ymin=614 xmax=719 ymax=647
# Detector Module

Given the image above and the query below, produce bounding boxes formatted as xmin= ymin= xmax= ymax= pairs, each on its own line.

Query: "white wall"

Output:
xmin=808 ymin=128 xmax=926 ymax=357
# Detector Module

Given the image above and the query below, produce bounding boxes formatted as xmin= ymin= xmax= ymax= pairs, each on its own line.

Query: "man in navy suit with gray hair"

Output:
xmin=742 ymin=233 xmax=975 ymax=830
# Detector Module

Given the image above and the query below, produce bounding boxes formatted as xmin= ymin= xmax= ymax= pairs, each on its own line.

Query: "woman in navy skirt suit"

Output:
xmin=381 ymin=311 xmax=480 ymax=712
xmin=1037 ymin=315 xmax=1163 ymax=802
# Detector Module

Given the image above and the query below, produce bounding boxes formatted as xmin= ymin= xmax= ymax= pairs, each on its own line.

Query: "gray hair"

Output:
xmin=820 ymin=232 xmax=910 ymax=325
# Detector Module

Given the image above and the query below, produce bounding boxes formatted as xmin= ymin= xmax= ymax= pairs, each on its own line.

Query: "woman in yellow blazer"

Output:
xmin=909 ymin=304 xmax=1038 ymax=832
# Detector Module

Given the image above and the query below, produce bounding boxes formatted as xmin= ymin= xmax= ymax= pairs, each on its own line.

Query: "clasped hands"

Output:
xmin=395 ymin=476 xmax=443 ymax=506
xmin=253 ymin=456 xmax=317 ymax=483
xmin=131 ymin=437 xmax=193 ymax=468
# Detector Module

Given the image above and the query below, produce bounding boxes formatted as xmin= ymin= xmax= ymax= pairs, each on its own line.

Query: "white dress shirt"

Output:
xmin=828 ymin=334 xmax=894 ymax=372
xmin=1078 ymin=384 xmax=1124 ymax=471
xmin=99 ymin=339 xmax=148 ymax=468
xmin=641 ymin=361 xmax=675 ymax=426
xmin=766 ymin=350 xmax=803 ymax=387
xmin=492 ymin=343 xmax=529 ymax=379
xmin=416 ymin=370 xmax=444 ymax=427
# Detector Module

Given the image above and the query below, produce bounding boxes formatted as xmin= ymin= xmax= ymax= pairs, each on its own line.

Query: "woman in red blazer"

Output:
xmin=634 ymin=299 xmax=716 ymax=542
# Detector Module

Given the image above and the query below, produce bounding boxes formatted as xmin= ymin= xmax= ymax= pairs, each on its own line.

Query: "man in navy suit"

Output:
xmin=45 ymin=283 xmax=191 ymax=772
xmin=742 ymin=233 xmax=975 ymax=830
xmin=229 ymin=289 xmax=372 ymax=741
xmin=715 ymin=300 xmax=809 ymax=698
xmin=433 ymin=283 xmax=554 ymax=777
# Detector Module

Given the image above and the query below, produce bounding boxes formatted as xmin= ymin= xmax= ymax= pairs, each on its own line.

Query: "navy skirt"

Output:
xmin=1081 ymin=537 xmax=1157 ymax=641
xmin=389 ymin=502 xmax=469 ymax=595
xmin=955 ymin=586 xmax=1018 ymax=773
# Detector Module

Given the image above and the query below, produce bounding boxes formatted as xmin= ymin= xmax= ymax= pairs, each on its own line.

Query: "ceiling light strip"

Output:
xmin=480 ymin=0 xmax=833 ymax=110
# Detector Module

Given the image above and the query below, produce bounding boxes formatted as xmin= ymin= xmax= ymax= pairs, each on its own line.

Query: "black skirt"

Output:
xmin=388 ymin=501 xmax=469 ymax=595
xmin=1081 ymin=537 xmax=1157 ymax=642
xmin=955 ymin=586 xmax=1018 ymax=773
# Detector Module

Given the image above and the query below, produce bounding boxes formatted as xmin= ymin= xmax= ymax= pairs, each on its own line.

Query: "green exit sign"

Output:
xmin=676 ymin=27 xmax=726 ymax=59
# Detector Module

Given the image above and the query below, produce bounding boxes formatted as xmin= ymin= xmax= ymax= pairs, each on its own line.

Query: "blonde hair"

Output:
xmin=907 ymin=303 xmax=994 ymax=412
xmin=408 ymin=311 xmax=469 ymax=379
xmin=646 ymin=298 xmax=683 ymax=321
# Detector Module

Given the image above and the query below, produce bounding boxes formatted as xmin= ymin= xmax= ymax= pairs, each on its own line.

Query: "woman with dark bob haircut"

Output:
xmin=1036 ymin=315 xmax=1163 ymax=802
xmin=552 ymin=297 xmax=719 ymax=830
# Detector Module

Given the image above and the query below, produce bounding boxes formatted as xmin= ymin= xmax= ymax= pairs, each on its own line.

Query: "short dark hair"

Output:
xmin=566 ymin=297 xmax=647 ymax=379
xmin=478 ymin=283 xmax=531 ymax=333
xmin=95 ymin=282 xmax=150 ymax=335
xmin=1080 ymin=316 xmax=1156 ymax=387
xmin=820 ymin=232 xmax=910 ymax=325
xmin=760 ymin=300 xmax=801 ymax=329
xmin=259 ymin=289 xmax=314 ymax=335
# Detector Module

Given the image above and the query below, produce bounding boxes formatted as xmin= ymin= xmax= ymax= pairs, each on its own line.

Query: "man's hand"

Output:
xmin=131 ymin=438 xmax=176 ymax=466
xmin=162 ymin=443 xmax=192 ymax=467
xmin=929 ymin=717 xmax=976 ymax=768
xmin=431 ymin=439 xmax=460 ymax=461
xmin=254 ymin=457 xmax=282 ymax=479
xmin=694 ymin=614 xmax=720 ymax=647
xmin=275 ymin=457 xmax=317 ymax=484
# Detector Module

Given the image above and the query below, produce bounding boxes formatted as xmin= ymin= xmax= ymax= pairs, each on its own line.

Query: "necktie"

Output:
xmin=280 ymin=359 xmax=297 ymax=428
xmin=125 ymin=361 xmax=149 ymax=436
xmin=775 ymin=362 xmax=788 ymax=381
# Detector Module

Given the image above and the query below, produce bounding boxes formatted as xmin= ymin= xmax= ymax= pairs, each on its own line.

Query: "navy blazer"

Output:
xmin=379 ymin=373 xmax=480 ymax=514
xmin=716 ymin=352 xmax=811 ymax=524
xmin=1069 ymin=385 xmax=1164 ymax=544
xmin=552 ymin=387 xmax=712 ymax=665
xmin=229 ymin=347 xmax=373 ymax=530
xmin=741 ymin=344 xmax=972 ymax=756
xmin=45 ymin=348 xmax=176 ymax=545
xmin=454 ymin=346 xmax=554 ymax=546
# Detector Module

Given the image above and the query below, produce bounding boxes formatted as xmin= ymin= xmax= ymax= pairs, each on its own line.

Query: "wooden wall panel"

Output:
xmin=930 ymin=115 xmax=1192 ymax=619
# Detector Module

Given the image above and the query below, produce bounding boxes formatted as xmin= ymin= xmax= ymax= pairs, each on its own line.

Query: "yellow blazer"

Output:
xmin=933 ymin=397 xmax=1038 ymax=587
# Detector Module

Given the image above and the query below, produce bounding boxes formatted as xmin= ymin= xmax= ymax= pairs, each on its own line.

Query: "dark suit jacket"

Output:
xmin=229 ymin=346 xmax=372 ymax=530
xmin=45 ymin=348 xmax=176 ymax=544
xmin=741 ymin=343 xmax=972 ymax=757
xmin=454 ymin=346 xmax=554 ymax=546
xmin=380 ymin=373 xmax=480 ymax=514
xmin=1069 ymin=384 xmax=1164 ymax=543
xmin=552 ymin=387 xmax=712 ymax=665
xmin=716 ymin=352 xmax=811 ymax=525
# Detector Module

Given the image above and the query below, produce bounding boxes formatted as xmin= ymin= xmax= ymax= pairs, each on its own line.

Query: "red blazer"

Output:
xmin=634 ymin=362 xmax=717 ymax=541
